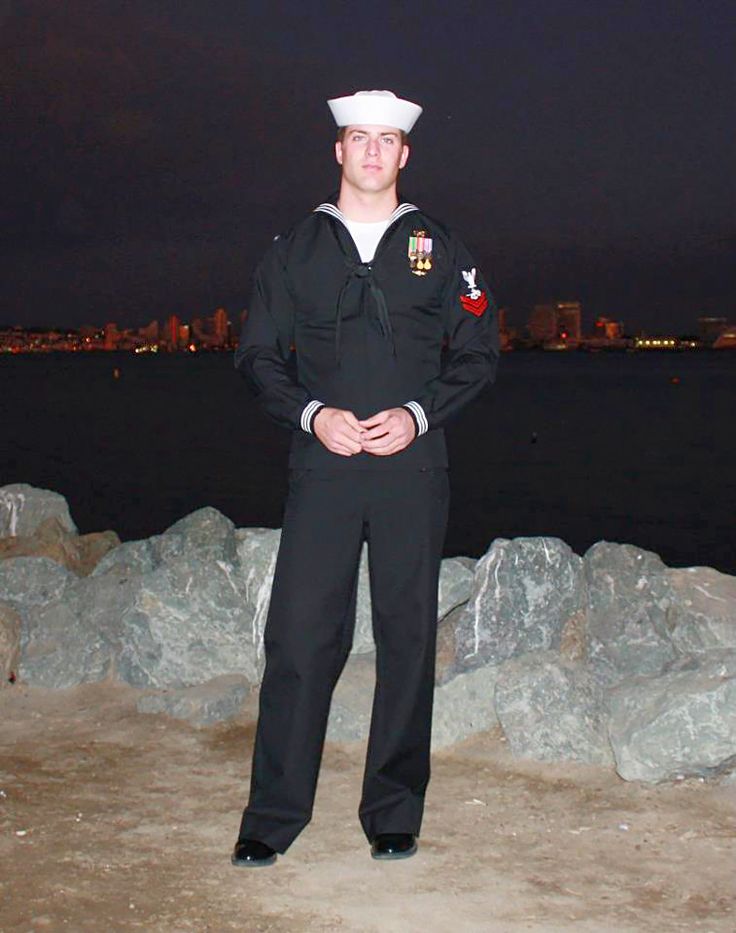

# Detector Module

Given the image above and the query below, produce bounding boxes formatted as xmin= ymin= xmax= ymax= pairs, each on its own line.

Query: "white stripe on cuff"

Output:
xmin=404 ymin=400 xmax=429 ymax=436
xmin=300 ymin=400 xmax=325 ymax=433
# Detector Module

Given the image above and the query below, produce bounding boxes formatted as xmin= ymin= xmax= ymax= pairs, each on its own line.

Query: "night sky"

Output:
xmin=2 ymin=0 xmax=735 ymax=334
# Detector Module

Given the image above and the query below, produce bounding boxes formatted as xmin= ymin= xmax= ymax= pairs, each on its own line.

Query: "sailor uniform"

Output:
xmin=235 ymin=200 xmax=499 ymax=853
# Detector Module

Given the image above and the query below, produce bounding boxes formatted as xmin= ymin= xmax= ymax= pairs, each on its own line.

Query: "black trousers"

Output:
xmin=238 ymin=467 xmax=450 ymax=853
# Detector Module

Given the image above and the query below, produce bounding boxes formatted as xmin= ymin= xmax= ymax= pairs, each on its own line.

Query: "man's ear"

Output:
xmin=399 ymin=144 xmax=410 ymax=169
xmin=335 ymin=140 xmax=343 ymax=166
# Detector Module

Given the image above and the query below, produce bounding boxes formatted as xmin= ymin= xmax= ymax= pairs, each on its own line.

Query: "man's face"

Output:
xmin=335 ymin=125 xmax=410 ymax=196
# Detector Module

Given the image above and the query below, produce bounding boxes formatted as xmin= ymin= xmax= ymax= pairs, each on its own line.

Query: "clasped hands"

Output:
xmin=313 ymin=406 xmax=416 ymax=457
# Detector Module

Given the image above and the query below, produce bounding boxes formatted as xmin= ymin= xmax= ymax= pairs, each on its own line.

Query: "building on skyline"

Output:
xmin=213 ymin=307 xmax=230 ymax=345
xmin=528 ymin=301 xmax=582 ymax=347
xmin=594 ymin=317 xmax=624 ymax=340
xmin=165 ymin=314 xmax=181 ymax=350
xmin=713 ymin=326 xmax=736 ymax=349
xmin=528 ymin=304 xmax=558 ymax=344
xmin=139 ymin=319 xmax=159 ymax=342
xmin=556 ymin=302 xmax=582 ymax=344
xmin=697 ymin=316 xmax=728 ymax=346
xmin=103 ymin=322 xmax=119 ymax=350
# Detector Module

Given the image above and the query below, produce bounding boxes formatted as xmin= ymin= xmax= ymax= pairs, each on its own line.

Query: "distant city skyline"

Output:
xmin=4 ymin=305 xmax=735 ymax=354
xmin=2 ymin=2 xmax=735 ymax=333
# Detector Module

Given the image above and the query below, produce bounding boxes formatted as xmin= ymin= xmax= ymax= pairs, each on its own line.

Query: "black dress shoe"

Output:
xmin=231 ymin=838 xmax=277 ymax=867
xmin=370 ymin=833 xmax=417 ymax=860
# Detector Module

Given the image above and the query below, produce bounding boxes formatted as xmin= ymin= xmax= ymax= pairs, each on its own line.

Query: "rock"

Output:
xmin=114 ymin=551 xmax=259 ymax=688
xmin=326 ymin=654 xmax=376 ymax=742
xmin=560 ymin=610 xmax=588 ymax=662
xmin=94 ymin=513 xmax=242 ymax=580
xmin=136 ymin=674 xmax=251 ymax=725
xmin=91 ymin=537 xmax=160 ymax=578
xmin=0 ymin=602 xmax=21 ymax=684
xmin=437 ymin=557 xmax=476 ymax=620
xmin=21 ymin=528 xmax=262 ymax=688
xmin=451 ymin=537 xmax=586 ymax=674
xmin=234 ymin=527 xmax=281 ymax=670
xmin=0 ymin=557 xmax=74 ymax=617
xmin=162 ymin=507 xmax=238 ymax=563
xmin=584 ymin=541 xmax=676 ymax=683
xmin=431 ymin=664 xmax=499 ymax=749
xmin=19 ymin=572 xmax=134 ymax=687
xmin=0 ymin=517 xmax=119 ymax=576
xmin=495 ymin=651 xmax=614 ymax=765
xmin=608 ymin=652 xmax=736 ymax=782
xmin=435 ymin=605 xmax=464 ymax=685
xmin=666 ymin=567 xmax=736 ymax=654
xmin=0 ymin=484 xmax=77 ymax=537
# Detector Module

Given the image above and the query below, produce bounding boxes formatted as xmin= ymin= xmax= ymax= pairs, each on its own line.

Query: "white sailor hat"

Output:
xmin=327 ymin=90 xmax=422 ymax=133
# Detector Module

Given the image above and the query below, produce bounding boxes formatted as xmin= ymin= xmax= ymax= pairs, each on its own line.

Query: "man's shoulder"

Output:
xmin=266 ymin=207 xmax=337 ymax=252
xmin=255 ymin=210 xmax=329 ymax=270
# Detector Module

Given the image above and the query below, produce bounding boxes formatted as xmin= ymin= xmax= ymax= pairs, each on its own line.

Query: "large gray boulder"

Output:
xmin=666 ymin=567 xmax=736 ymax=654
xmin=607 ymin=651 xmax=736 ymax=782
xmin=584 ymin=542 xmax=676 ymax=683
xmin=0 ymin=484 xmax=77 ymax=537
xmin=19 ymin=571 xmax=130 ymax=687
xmin=437 ymin=556 xmax=476 ymax=620
xmin=92 ymin=517 xmax=239 ymax=579
xmin=161 ymin=507 xmax=238 ymax=564
xmin=449 ymin=537 xmax=586 ymax=674
xmin=0 ymin=557 xmax=75 ymax=618
xmin=91 ymin=536 xmax=160 ymax=578
xmin=431 ymin=663 xmax=499 ymax=750
xmin=20 ymin=511 xmax=263 ymax=689
xmin=115 ymin=551 xmax=258 ymax=688
xmin=495 ymin=651 xmax=613 ymax=765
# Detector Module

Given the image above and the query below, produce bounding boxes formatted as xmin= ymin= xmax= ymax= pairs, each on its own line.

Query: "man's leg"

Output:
xmin=358 ymin=469 xmax=450 ymax=842
xmin=238 ymin=471 xmax=364 ymax=853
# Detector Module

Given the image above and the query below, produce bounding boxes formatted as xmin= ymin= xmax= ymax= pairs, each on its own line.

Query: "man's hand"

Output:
xmin=313 ymin=407 xmax=364 ymax=456
xmin=359 ymin=408 xmax=416 ymax=456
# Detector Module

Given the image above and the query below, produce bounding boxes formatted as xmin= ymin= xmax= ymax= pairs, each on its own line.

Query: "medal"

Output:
xmin=408 ymin=230 xmax=433 ymax=276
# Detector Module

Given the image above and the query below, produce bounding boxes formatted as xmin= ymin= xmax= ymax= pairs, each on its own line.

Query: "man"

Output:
xmin=232 ymin=90 xmax=499 ymax=866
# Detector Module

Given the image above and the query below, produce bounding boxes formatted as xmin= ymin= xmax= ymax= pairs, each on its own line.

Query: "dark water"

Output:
xmin=2 ymin=351 xmax=734 ymax=574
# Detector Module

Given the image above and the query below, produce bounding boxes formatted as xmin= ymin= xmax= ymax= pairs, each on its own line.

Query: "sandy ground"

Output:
xmin=1 ymin=683 xmax=735 ymax=933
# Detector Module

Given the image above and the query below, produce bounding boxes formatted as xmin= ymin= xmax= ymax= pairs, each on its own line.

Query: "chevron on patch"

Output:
xmin=459 ymin=292 xmax=488 ymax=317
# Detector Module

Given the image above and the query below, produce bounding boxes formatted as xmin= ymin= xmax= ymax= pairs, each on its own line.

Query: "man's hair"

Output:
xmin=336 ymin=126 xmax=408 ymax=144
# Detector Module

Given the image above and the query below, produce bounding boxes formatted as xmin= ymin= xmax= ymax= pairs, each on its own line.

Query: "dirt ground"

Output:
xmin=1 ymin=683 xmax=734 ymax=933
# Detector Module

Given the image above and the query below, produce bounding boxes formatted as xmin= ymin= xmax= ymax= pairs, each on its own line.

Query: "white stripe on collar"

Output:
xmin=314 ymin=202 xmax=419 ymax=225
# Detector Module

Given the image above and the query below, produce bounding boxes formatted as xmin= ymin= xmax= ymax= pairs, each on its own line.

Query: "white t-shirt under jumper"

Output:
xmin=343 ymin=218 xmax=391 ymax=263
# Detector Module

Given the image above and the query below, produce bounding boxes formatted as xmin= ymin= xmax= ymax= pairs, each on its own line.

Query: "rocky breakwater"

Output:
xmin=1 ymin=483 xmax=735 ymax=783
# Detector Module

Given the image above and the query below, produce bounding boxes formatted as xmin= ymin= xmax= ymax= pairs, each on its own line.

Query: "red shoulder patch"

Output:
xmin=459 ymin=292 xmax=488 ymax=317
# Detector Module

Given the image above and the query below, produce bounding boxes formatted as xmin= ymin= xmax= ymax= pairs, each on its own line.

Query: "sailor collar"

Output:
xmin=314 ymin=202 xmax=419 ymax=227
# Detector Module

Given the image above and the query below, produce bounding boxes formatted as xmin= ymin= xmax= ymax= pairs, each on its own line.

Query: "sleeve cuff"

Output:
xmin=402 ymin=401 xmax=428 ymax=437
xmin=300 ymin=400 xmax=326 ymax=433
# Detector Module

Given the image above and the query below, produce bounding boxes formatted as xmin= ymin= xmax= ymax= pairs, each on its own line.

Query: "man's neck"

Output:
xmin=336 ymin=185 xmax=399 ymax=222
